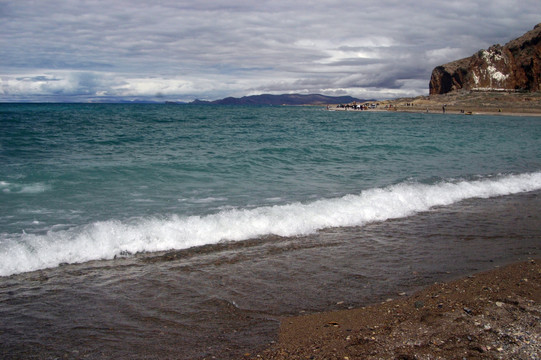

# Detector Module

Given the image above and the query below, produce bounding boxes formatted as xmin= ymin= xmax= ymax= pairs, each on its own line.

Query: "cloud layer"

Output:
xmin=1 ymin=0 xmax=539 ymax=101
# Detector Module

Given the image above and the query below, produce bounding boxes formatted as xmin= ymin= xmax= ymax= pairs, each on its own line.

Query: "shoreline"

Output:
xmin=255 ymin=259 xmax=540 ymax=359
xmin=326 ymin=106 xmax=541 ymax=117
xmin=323 ymin=91 xmax=541 ymax=117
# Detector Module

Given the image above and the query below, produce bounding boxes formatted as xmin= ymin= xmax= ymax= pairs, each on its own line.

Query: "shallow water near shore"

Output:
xmin=0 ymin=104 xmax=540 ymax=358
xmin=1 ymin=191 xmax=540 ymax=359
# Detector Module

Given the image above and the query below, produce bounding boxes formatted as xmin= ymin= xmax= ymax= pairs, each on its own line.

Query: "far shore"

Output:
xmin=255 ymin=259 xmax=540 ymax=359
xmin=323 ymin=90 xmax=541 ymax=117
xmin=327 ymin=106 xmax=541 ymax=117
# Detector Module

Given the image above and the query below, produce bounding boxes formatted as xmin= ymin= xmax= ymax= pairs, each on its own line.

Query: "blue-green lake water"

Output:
xmin=1 ymin=104 xmax=540 ymax=276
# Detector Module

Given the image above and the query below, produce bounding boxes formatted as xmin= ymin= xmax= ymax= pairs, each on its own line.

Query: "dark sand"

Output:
xmin=255 ymin=259 xmax=540 ymax=359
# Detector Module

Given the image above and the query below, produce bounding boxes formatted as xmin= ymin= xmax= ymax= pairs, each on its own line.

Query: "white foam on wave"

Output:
xmin=0 ymin=181 xmax=51 ymax=194
xmin=1 ymin=172 xmax=541 ymax=277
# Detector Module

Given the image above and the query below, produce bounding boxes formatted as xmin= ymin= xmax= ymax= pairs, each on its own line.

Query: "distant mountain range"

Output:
xmin=184 ymin=93 xmax=368 ymax=105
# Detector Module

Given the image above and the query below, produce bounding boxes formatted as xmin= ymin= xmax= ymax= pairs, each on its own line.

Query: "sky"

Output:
xmin=1 ymin=0 xmax=540 ymax=102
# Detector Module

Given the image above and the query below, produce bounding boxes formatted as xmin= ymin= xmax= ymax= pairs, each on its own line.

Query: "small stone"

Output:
xmin=398 ymin=292 xmax=406 ymax=296
xmin=495 ymin=301 xmax=504 ymax=307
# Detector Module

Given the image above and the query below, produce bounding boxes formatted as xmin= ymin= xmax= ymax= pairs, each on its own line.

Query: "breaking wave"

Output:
xmin=0 ymin=181 xmax=51 ymax=194
xmin=1 ymin=172 xmax=541 ymax=276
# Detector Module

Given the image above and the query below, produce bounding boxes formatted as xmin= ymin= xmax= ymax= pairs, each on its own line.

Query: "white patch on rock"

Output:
xmin=472 ymin=72 xmax=480 ymax=85
xmin=487 ymin=66 xmax=509 ymax=82
xmin=481 ymin=49 xmax=504 ymax=63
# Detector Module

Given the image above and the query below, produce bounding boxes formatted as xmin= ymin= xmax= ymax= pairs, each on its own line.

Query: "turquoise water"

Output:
xmin=1 ymin=103 xmax=541 ymax=276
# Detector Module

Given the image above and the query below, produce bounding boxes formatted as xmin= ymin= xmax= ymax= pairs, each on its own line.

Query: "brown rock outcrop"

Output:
xmin=429 ymin=24 xmax=541 ymax=94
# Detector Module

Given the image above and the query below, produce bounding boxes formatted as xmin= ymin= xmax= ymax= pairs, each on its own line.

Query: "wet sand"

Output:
xmin=256 ymin=259 xmax=540 ymax=359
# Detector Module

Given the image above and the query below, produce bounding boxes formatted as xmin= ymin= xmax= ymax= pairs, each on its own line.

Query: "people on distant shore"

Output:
xmin=334 ymin=103 xmax=379 ymax=110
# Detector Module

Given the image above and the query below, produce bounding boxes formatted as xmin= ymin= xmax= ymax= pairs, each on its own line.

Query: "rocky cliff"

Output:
xmin=429 ymin=24 xmax=541 ymax=94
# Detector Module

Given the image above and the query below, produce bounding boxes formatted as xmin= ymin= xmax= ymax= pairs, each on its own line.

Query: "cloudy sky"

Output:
xmin=1 ymin=0 xmax=539 ymax=102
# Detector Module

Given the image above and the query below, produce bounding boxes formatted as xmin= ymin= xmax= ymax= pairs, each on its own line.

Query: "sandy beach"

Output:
xmin=256 ymin=259 xmax=540 ymax=359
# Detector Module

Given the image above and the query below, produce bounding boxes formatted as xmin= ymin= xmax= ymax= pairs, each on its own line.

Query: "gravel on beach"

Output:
xmin=255 ymin=259 xmax=540 ymax=360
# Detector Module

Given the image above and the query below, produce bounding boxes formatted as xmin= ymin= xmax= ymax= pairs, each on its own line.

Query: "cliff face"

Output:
xmin=429 ymin=24 xmax=541 ymax=94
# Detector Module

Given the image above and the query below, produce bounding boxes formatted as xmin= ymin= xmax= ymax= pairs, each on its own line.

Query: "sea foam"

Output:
xmin=1 ymin=172 xmax=540 ymax=277
xmin=0 ymin=181 xmax=50 ymax=194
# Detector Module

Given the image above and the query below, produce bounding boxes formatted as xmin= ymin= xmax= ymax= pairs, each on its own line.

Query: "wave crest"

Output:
xmin=1 ymin=181 xmax=51 ymax=194
xmin=1 ymin=172 xmax=540 ymax=276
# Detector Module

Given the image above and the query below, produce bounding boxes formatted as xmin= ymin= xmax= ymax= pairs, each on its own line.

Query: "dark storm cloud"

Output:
xmin=1 ymin=0 xmax=539 ymax=101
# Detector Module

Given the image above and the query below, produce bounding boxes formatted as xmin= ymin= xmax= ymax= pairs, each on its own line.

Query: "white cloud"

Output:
xmin=425 ymin=47 xmax=470 ymax=65
xmin=112 ymin=78 xmax=195 ymax=97
xmin=1 ymin=72 xmax=113 ymax=96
